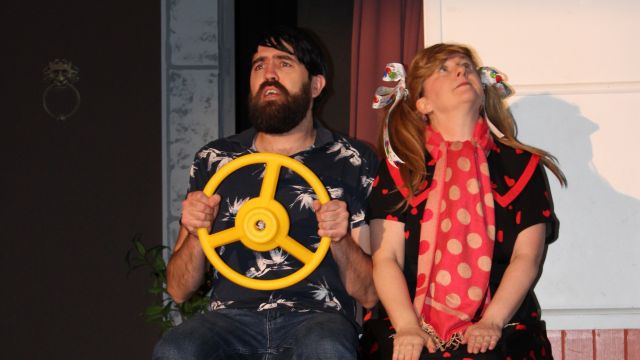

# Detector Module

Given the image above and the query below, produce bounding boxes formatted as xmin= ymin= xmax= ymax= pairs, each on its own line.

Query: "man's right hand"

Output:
xmin=181 ymin=192 xmax=222 ymax=236
xmin=167 ymin=192 xmax=221 ymax=303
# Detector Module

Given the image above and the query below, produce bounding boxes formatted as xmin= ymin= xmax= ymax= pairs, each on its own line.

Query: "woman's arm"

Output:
xmin=371 ymin=219 xmax=434 ymax=359
xmin=463 ymin=223 xmax=547 ymax=354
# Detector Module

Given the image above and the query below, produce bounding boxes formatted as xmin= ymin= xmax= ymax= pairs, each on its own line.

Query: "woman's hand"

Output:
xmin=463 ymin=319 xmax=502 ymax=354
xmin=461 ymin=223 xmax=547 ymax=354
xmin=392 ymin=325 xmax=434 ymax=360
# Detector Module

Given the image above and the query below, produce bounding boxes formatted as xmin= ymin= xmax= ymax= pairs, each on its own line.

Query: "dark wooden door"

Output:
xmin=2 ymin=1 xmax=162 ymax=358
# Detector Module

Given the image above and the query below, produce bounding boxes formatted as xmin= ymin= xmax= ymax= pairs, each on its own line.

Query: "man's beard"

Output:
xmin=248 ymin=79 xmax=312 ymax=134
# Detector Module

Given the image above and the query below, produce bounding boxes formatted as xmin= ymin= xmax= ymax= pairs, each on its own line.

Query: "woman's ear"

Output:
xmin=310 ymin=75 xmax=326 ymax=98
xmin=416 ymin=97 xmax=432 ymax=115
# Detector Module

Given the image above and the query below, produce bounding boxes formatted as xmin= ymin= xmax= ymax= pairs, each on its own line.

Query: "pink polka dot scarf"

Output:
xmin=414 ymin=118 xmax=496 ymax=350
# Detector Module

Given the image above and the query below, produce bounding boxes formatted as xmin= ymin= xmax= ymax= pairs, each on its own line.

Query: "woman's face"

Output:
xmin=418 ymin=54 xmax=483 ymax=117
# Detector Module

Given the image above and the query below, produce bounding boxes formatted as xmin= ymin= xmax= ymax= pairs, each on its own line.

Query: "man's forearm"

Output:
xmin=331 ymin=234 xmax=377 ymax=309
xmin=166 ymin=227 xmax=207 ymax=304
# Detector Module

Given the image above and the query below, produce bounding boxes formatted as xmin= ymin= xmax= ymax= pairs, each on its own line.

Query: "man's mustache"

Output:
xmin=258 ymin=80 xmax=289 ymax=96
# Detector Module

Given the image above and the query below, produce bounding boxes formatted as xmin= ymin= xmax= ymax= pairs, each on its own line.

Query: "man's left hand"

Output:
xmin=313 ymin=200 xmax=349 ymax=242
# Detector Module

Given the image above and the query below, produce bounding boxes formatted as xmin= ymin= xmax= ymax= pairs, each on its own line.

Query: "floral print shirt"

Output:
xmin=187 ymin=124 xmax=379 ymax=323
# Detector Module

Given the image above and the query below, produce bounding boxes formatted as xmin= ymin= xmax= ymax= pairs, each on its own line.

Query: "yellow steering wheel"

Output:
xmin=197 ymin=152 xmax=331 ymax=290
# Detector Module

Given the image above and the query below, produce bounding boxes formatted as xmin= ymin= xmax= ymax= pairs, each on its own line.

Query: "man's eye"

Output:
xmin=253 ymin=64 xmax=263 ymax=71
xmin=281 ymin=62 xmax=292 ymax=68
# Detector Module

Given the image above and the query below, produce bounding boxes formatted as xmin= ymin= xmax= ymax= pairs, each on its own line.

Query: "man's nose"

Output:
xmin=264 ymin=62 xmax=278 ymax=81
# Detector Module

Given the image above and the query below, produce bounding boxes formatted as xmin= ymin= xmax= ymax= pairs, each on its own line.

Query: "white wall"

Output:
xmin=425 ymin=0 xmax=640 ymax=329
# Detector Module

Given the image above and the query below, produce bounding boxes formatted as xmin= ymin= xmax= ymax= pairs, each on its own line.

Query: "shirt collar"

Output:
xmin=230 ymin=121 xmax=335 ymax=151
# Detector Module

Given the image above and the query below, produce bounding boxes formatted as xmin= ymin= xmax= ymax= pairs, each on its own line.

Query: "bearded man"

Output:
xmin=153 ymin=26 xmax=379 ymax=360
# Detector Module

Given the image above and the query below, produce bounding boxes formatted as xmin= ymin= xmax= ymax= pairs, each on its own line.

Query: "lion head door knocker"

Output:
xmin=42 ymin=59 xmax=81 ymax=121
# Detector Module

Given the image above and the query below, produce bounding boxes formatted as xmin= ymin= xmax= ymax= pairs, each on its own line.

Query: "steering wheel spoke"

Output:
xmin=206 ymin=226 xmax=243 ymax=248
xmin=260 ymin=161 xmax=281 ymax=200
xmin=277 ymin=236 xmax=316 ymax=264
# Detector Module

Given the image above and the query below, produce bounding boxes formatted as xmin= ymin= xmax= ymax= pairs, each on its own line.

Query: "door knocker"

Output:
xmin=42 ymin=59 xmax=81 ymax=121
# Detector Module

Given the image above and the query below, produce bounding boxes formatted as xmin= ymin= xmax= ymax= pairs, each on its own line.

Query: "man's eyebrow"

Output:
xmin=251 ymin=56 xmax=266 ymax=67
xmin=274 ymin=54 xmax=297 ymax=62
xmin=251 ymin=54 xmax=299 ymax=67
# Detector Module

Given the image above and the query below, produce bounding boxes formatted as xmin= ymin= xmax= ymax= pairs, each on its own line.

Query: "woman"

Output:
xmin=360 ymin=44 xmax=566 ymax=360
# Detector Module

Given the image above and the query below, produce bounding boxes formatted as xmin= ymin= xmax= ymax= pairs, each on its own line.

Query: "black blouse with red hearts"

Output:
xmin=361 ymin=141 xmax=558 ymax=359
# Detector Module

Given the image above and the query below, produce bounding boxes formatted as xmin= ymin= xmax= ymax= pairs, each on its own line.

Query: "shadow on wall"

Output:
xmin=510 ymin=95 xmax=640 ymax=310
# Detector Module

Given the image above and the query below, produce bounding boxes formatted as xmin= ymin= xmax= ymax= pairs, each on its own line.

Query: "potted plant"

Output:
xmin=126 ymin=233 xmax=211 ymax=332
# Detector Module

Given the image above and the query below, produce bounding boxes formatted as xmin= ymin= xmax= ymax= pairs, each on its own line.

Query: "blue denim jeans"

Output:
xmin=152 ymin=308 xmax=359 ymax=360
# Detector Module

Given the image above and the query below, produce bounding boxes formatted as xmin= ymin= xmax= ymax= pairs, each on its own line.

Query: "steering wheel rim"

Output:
xmin=197 ymin=152 xmax=331 ymax=290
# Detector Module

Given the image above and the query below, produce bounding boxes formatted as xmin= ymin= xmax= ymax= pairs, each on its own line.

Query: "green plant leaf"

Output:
xmin=134 ymin=239 xmax=146 ymax=257
xmin=129 ymin=233 xmax=146 ymax=251
xmin=144 ymin=305 xmax=165 ymax=316
xmin=127 ymin=232 xmax=209 ymax=332
xmin=151 ymin=256 xmax=167 ymax=273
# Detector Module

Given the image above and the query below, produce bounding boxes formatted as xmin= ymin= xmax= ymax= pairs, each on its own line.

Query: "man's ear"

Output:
xmin=416 ymin=97 xmax=432 ymax=115
xmin=310 ymin=75 xmax=326 ymax=98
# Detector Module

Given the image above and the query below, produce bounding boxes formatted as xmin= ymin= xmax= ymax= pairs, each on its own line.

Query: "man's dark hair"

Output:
xmin=255 ymin=26 xmax=328 ymax=78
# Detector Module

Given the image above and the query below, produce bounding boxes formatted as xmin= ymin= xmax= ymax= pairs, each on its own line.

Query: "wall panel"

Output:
xmin=425 ymin=0 xmax=640 ymax=329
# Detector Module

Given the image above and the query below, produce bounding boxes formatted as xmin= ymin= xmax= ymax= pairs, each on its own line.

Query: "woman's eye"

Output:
xmin=438 ymin=65 xmax=448 ymax=72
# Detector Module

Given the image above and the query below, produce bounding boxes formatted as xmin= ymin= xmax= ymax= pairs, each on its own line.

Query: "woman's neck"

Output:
xmin=429 ymin=110 xmax=479 ymax=141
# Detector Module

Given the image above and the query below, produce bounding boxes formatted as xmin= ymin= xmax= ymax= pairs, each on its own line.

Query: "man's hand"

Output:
xmin=167 ymin=192 xmax=220 ymax=303
xmin=181 ymin=192 xmax=221 ymax=236
xmin=312 ymin=199 xmax=349 ymax=242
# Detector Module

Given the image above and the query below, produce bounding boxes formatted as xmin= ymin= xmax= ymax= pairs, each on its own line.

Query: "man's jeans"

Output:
xmin=152 ymin=308 xmax=359 ymax=359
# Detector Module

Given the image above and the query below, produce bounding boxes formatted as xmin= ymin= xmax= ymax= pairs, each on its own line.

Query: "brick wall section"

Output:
xmin=547 ymin=329 xmax=640 ymax=360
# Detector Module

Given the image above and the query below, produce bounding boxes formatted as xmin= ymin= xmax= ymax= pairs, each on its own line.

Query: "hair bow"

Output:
xmin=478 ymin=66 xmax=513 ymax=138
xmin=372 ymin=63 xmax=407 ymax=166
xmin=479 ymin=66 xmax=513 ymax=98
